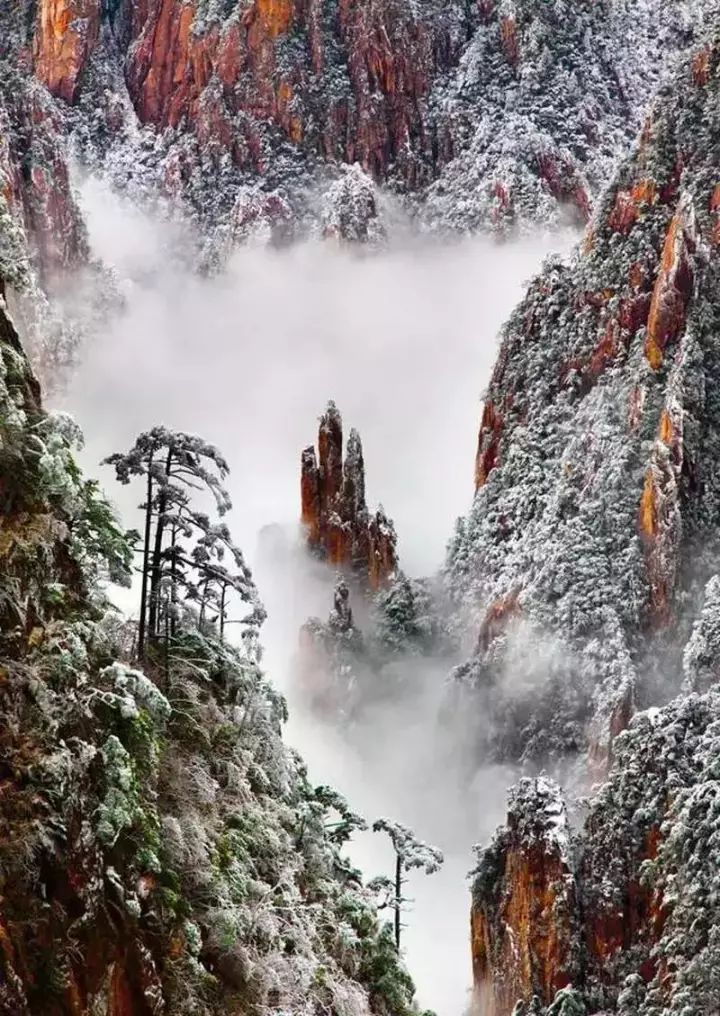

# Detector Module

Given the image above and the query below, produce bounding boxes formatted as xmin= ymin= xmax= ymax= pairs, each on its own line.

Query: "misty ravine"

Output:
xmin=53 ymin=177 xmax=576 ymax=1016
xmin=8 ymin=5 xmax=720 ymax=1016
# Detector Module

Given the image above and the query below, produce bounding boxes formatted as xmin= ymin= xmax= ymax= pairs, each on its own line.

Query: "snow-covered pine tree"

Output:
xmin=105 ymin=428 xmax=263 ymax=661
xmin=370 ymin=818 xmax=443 ymax=951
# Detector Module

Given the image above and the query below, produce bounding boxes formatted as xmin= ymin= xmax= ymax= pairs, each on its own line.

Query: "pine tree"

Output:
xmin=370 ymin=819 xmax=443 ymax=951
xmin=373 ymin=573 xmax=435 ymax=655
xmin=105 ymin=427 xmax=263 ymax=661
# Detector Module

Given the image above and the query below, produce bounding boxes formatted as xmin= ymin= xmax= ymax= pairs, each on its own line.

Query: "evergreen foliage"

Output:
xmin=0 ymin=293 xmax=425 ymax=1013
xmin=370 ymin=820 xmax=443 ymax=951
xmin=300 ymin=572 xmax=454 ymax=723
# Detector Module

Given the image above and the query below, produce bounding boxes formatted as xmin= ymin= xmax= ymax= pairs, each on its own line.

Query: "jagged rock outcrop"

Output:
xmin=120 ymin=0 xmax=465 ymax=187
xmin=471 ymin=778 xmax=578 ymax=1016
xmin=447 ymin=30 xmax=720 ymax=771
xmin=34 ymin=0 xmax=101 ymax=104
xmin=301 ymin=401 xmax=398 ymax=590
xmin=465 ymin=30 xmax=720 ymax=1016
xmin=0 ymin=64 xmax=98 ymax=390
xmin=298 ymin=575 xmax=366 ymax=717
xmin=0 ymin=78 xmax=88 ymax=282
xmin=473 ymin=685 xmax=720 ymax=1015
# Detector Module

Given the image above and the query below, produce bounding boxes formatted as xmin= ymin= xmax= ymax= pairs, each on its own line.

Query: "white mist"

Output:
xmin=56 ymin=177 xmax=574 ymax=1016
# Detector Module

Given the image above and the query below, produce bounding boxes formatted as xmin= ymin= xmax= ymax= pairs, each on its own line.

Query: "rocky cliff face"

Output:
xmin=472 ymin=685 xmax=720 ymax=1016
xmin=471 ymin=779 xmax=578 ymax=1016
xmin=301 ymin=401 xmax=398 ymax=591
xmin=120 ymin=0 xmax=466 ymax=186
xmin=0 ymin=0 xmax=711 ymax=253
xmin=0 ymin=59 xmax=99 ymax=390
xmin=465 ymin=27 xmax=720 ymax=1016
xmin=0 ymin=79 xmax=88 ymax=282
xmin=34 ymin=0 xmax=101 ymax=104
xmin=25 ymin=0 xmax=469 ymax=243
xmin=0 ymin=0 xmax=713 ymax=403
xmin=447 ymin=29 xmax=720 ymax=773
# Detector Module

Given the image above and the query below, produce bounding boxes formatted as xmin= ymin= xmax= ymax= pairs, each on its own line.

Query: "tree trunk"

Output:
xmin=164 ymin=610 xmax=170 ymax=689
xmin=199 ymin=576 xmax=210 ymax=629
xmin=138 ymin=453 xmax=154 ymax=660
xmin=170 ymin=522 xmax=178 ymax=639
xmin=148 ymin=448 xmax=173 ymax=646
xmin=394 ymin=854 xmax=402 ymax=951
xmin=220 ymin=582 xmax=227 ymax=641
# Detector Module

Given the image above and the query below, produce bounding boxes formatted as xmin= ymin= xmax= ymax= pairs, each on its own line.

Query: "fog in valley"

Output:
xmin=54 ymin=177 xmax=576 ymax=1016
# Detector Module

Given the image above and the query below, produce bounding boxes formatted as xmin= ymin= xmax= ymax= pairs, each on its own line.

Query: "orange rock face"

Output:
xmin=34 ymin=0 xmax=101 ymax=103
xmin=473 ymin=777 xmax=671 ymax=1016
xmin=301 ymin=402 xmax=397 ymax=590
xmin=475 ymin=401 xmax=505 ymax=490
xmin=580 ymin=802 xmax=670 ymax=997
xmin=471 ymin=780 xmax=577 ymax=1016
xmin=608 ymin=178 xmax=658 ymax=234
xmin=645 ymin=201 xmax=696 ymax=370
xmin=472 ymin=845 xmax=575 ymax=1015
xmin=478 ymin=589 xmax=521 ymax=652
xmin=536 ymin=151 xmax=592 ymax=225
xmin=127 ymin=0 xmax=206 ymax=129
xmin=500 ymin=15 xmax=519 ymax=68
xmin=586 ymin=824 xmax=665 ymax=975
xmin=254 ymin=0 xmax=294 ymax=38
xmin=692 ymin=44 xmax=712 ymax=86
xmin=639 ymin=398 xmax=684 ymax=627
xmin=117 ymin=0 xmax=460 ymax=185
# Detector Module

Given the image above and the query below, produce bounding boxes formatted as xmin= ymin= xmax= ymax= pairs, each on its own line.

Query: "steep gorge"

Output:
xmin=4 ymin=2 xmax=720 ymax=1015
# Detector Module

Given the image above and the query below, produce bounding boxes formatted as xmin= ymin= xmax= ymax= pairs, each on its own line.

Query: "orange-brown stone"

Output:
xmin=472 ymin=784 xmax=577 ymax=1016
xmin=475 ymin=401 xmax=504 ymax=489
xmin=500 ymin=15 xmax=519 ymax=68
xmin=109 ymin=960 xmax=135 ymax=1016
xmin=639 ymin=467 xmax=658 ymax=540
xmin=589 ymin=320 xmax=619 ymax=380
xmin=478 ymin=589 xmax=520 ymax=652
xmin=608 ymin=179 xmax=657 ymax=234
xmin=119 ymin=0 xmax=463 ymax=187
xmin=638 ymin=402 xmax=684 ymax=628
xmin=586 ymin=823 xmax=666 ymax=978
xmin=536 ymin=152 xmax=592 ymax=224
xmin=301 ymin=403 xmax=397 ymax=589
xmin=34 ymin=0 xmax=101 ymax=103
xmin=692 ymin=45 xmax=712 ymax=86
xmin=253 ymin=0 xmax=294 ymax=37
xmin=645 ymin=206 xmax=695 ymax=370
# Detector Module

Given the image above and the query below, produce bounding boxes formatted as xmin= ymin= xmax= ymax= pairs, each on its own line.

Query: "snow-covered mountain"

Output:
xmin=0 ymin=0 xmax=716 ymax=257
xmin=0 ymin=0 xmax=715 ymax=391
xmin=3 ymin=3 xmax=720 ymax=1016
xmin=460 ymin=25 xmax=720 ymax=1016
